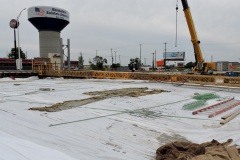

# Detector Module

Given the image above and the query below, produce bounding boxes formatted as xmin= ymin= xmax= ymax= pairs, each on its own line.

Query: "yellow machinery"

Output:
xmin=181 ymin=0 xmax=216 ymax=74
xmin=32 ymin=58 xmax=53 ymax=75
xmin=32 ymin=61 xmax=240 ymax=87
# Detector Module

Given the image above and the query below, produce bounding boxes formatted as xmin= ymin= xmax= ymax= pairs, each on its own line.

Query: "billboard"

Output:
xmin=163 ymin=52 xmax=185 ymax=61
xmin=28 ymin=6 xmax=69 ymax=22
xmin=156 ymin=60 xmax=164 ymax=66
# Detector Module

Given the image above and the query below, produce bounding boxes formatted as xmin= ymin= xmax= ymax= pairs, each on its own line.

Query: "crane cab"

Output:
xmin=193 ymin=62 xmax=216 ymax=75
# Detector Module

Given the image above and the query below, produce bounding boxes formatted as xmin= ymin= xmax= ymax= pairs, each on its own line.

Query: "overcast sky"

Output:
xmin=1 ymin=0 xmax=240 ymax=66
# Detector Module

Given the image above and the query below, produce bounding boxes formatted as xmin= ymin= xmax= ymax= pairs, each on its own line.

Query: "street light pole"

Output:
xmin=119 ymin=55 xmax=121 ymax=66
xmin=16 ymin=8 xmax=26 ymax=70
xmin=152 ymin=52 xmax=155 ymax=71
xmin=14 ymin=29 xmax=17 ymax=59
xmin=114 ymin=51 xmax=117 ymax=64
xmin=111 ymin=48 xmax=113 ymax=66
xmin=164 ymin=42 xmax=167 ymax=70
xmin=139 ymin=44 xmax=142 ymax=68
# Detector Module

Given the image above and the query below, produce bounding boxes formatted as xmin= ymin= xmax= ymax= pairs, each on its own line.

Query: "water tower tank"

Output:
xmin=28 ymin=6 xmax=70 ymax=58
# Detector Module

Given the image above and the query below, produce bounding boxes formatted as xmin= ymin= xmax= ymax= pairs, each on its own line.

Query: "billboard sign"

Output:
xmin=156 ymin=60 xmax=164 ymax=66
xmin=28 ymin=6 xmax=69 ymax=22
xmin=163 ymin=52 xmax=185 ymax=61
xmin=9 ymin=19 xmax=19 ymax=29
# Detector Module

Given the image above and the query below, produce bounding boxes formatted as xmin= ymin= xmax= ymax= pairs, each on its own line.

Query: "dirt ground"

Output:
xmin=29 ymin=87 xmax=169 ymax=112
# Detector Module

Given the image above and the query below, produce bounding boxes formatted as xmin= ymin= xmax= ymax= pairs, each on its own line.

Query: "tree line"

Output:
xmin=7 ymin=48 xmax=196 ymax=70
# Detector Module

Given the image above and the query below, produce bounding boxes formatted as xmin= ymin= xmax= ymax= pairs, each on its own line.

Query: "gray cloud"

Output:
xmin=1 ymin=0 xmax=240 ymax=66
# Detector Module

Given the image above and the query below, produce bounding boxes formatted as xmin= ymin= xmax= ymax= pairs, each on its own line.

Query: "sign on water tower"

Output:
xmin=28 ymin=6 xmax=69 ymax=21
xmin=28 ymin=6 xmax=69 ymax=32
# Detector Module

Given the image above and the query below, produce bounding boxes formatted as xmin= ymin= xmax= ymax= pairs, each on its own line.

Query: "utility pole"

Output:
xmin=96 ymin=50 xmax=97 ymax=56
xmin=164 ymin=42 xmax=167 ymax=70
xmin=111 ymin=48 xmax=113 ymax=66
xmin=60 ymin=38 xmax=63 ymax=70
xmin=140 ymin=44 xmax=142 ymax=67
xmin=155 ymin=50 xmax=156 ymax=68
xmin=114 ymin=51 xmax=117 ymax=64
xmin=119 ymin=55 xmax=121 ymax=66
xmin=152 ymin=52 xmax=155 ymax=71
xmin=67 ymin=39 xmax=70 ymax=70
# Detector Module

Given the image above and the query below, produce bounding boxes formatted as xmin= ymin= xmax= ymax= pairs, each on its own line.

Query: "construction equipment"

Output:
xmin=181 ymin=0 xmax=216 ymax=74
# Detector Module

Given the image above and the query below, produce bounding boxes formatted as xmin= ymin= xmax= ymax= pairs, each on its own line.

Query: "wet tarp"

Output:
xmin=156 ymin=139 xmax=240 ymax=160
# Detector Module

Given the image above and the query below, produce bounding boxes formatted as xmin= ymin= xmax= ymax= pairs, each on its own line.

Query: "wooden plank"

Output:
xmin=221 ymin=108 xmax=240 ymax=120
xmin=209 ymin=101 xmax=240 ymax=118
xmin=192 ymin=97 xmax=234 ymax=115
xmin=220 ymin=109 xmax=240 ymax=125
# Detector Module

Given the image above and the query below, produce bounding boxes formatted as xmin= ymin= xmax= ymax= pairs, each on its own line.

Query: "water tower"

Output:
xmin=28 ymin=6 xmax=70 ymax=58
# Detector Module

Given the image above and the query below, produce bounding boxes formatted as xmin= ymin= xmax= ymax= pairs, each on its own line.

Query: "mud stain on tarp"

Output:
xmin=29 ymin=87 xmax=169 ymax=112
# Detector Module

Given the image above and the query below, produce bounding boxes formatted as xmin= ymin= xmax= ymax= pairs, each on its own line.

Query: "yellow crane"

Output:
xmin=181 ymin=0 xmax=216 ymax=74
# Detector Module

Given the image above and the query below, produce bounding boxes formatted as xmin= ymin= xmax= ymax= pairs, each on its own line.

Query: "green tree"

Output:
xmin=128 ymin=57 xmax=140 ymax=71
xmin=132 ymin=58 xmax=140 ymax=67
xmin=89 ymin=56 xmax=107 ymax=70
xmin=111 ymin=63 xmax=120 ymax=70
xmin=8 ymin=48 xmax=26 ymax=59
xmin=78 ymin=52 xmax=84 ymax=69
xmin=185 ymin=61 xmax=196 ymax=68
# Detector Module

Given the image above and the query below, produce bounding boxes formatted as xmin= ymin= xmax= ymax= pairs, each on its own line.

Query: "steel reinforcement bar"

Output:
xmin=192 ymin=97 xmax=234 ymax=115
xmin=208 ymin=101 xmax=240 ymax=118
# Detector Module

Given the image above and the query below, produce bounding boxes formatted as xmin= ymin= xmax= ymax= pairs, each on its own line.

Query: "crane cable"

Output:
xmin=175 ymin=0 xmax=179 ymax=47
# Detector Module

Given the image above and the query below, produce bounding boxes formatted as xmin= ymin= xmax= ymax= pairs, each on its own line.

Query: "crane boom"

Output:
xmin=181 ymin=0 xmax=203 ymax=63
xmin=181 ymin=0 xmax=216 ymax=74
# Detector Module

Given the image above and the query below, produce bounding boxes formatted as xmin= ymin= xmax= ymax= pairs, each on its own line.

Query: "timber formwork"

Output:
xmin=34 ymin=65 xmax=240 ymax=87
xmin=220 ymin=108 xmax=240 ymax=125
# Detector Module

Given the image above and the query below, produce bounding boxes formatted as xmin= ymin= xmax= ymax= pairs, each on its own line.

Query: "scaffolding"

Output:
xmin=32 ymin=63 xmax=240 ymax=87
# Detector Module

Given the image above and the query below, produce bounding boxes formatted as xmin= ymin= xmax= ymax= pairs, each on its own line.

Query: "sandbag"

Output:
xmin=156 ymin=139 xmax=240 ymax=160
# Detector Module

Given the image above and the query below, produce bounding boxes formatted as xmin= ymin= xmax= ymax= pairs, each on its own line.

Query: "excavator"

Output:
xmin=181 ymin=0 xmax=216 ymax=74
